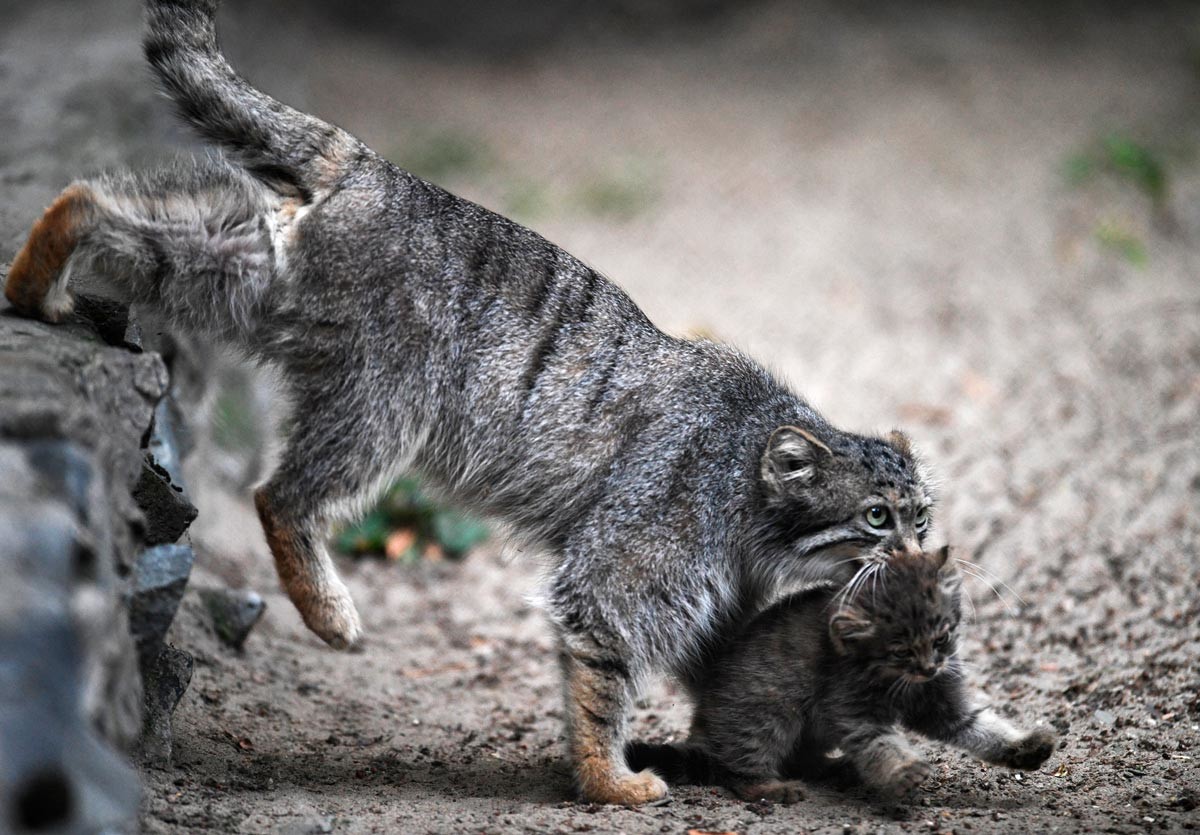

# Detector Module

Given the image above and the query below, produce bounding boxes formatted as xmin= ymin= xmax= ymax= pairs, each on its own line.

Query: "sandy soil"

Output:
xmin=4 ymin=2 xmax=1199 ymax=833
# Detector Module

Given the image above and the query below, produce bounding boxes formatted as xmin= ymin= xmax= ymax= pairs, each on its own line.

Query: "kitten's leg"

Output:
xmin=730 ymin=779 xmax=807 ymax=804
xmin=704 ymin=708 xmax=807 ymax=803
xmin=902 ymin=678 xmax=1057 ymax=771
xmin=5 ymin=184 xmax=96 ymax=320
xmin=840 ymin=726 xmax=932 ymax=798
xmin=782 ymin=739 xmax=859 ymax=786
xmin=559 ymin=637 xmax=667 ymax=805
xmin=923 ymin=705 xmax=1057 ymax=771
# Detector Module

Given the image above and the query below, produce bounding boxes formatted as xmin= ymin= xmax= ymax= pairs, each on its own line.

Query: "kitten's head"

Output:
xmin=828 ymin=545 xmax=962 ymax=684
xmin=756 ymin=425 xmax=934 ymax=575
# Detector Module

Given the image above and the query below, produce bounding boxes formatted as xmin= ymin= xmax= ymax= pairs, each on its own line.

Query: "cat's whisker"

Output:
xmin=957 ymin=565 xmax=1016 ymax=614
xmin=955 ymin=559 xmax=1026 ymax=607
xmin=834 ymin=562 xmax=874 ymax=608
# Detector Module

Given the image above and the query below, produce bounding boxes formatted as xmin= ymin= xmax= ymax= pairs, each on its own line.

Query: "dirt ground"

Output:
xmin=3 ymin=2 xmax=1199 ymax=833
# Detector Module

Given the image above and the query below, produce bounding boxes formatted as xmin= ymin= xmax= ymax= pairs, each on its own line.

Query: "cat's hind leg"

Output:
xmin=5 ymin=184 xmax=96 ymax=320
xmin=5 ymin=162 xmax=276 ymax=337
xmin=252 ymin=386 xmax=406 ymax=650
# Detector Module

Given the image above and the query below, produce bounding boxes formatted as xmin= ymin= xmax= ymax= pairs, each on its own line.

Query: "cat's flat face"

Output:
xmin=757 ymin=427 xmax=935 ymax=572
xmin=829 ymin=546 xmax=962 ymax=684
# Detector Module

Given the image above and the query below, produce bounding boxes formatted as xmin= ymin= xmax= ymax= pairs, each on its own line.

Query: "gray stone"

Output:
xmin=132 ymin=455 xmax=198 ymax=546
xmin=147 ymin=396 xmax=187 ymax=491
xmin=200 ymin=588 xmax=267 ymax=651
xmin=138 ymin=645 xmax=194 ymax=768
xmin=0 ymin=621 xmax=141 ymax=835
xmin=129 ymin=545 xmax=195 ymax=665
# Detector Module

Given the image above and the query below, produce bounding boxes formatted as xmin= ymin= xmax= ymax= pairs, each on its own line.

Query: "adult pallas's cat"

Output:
xmin=627 ymin=547 xmax=1057 ymax=803
xmin=5 ymin=0 xmax=935 ymax=804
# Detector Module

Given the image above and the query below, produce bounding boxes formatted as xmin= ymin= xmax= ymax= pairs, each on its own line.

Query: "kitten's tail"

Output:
xmin=143 ymin=0 xmax=360 ymax=200
xmin=624 ymin=741 xmax=720 ymax=786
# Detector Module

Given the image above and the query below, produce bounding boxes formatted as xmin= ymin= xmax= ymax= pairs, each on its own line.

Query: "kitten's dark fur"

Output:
xmin=5 ymin=0 xmax=938 ymax=804
xmin=627 ymin=547 xmax=1057 ymax=803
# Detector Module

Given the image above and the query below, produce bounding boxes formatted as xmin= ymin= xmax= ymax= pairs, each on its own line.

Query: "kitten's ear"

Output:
xmin=761 ymin=426 xmax=832 ymax=497
xmin=829 ymin=608 xmax=874 ymax=653
xmin=934 ymin=544 xmax=952 ymax=570
xmin=935 ymin=545 xmax=962 ymax=594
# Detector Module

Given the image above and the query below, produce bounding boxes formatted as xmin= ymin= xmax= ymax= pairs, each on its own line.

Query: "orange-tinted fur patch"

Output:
xmin=254 ymin=489 xmax=311 ymax=611
xmin=567 ymin=664 xmax=666 ymax=805
xmin=4 ymin=185 xmax=93 ymax=315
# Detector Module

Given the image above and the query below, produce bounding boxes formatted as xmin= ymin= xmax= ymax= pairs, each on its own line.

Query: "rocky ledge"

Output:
xmin=0 ymin=291 xmax=201 ymax=834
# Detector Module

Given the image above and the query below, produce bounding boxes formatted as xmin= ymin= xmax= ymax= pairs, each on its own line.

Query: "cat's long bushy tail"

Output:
xmin=143 ymin=0 xmax=360 ymax=199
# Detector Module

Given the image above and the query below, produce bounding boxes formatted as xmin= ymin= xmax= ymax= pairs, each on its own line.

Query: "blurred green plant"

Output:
xmin=575 ymin=159 xmax=660 ymax=221
xmin=335 ymin=476 xmax=489 ymax=562
xmin=1094 ymin=222 xmax=1148 ymax=267
xmin=1064 ymin=134 xmax=1168 ymax=206
xmin=502 ymin=178 xmax=551 ymax=224
xmin=392 ymin=129 xmax=493 ymax=185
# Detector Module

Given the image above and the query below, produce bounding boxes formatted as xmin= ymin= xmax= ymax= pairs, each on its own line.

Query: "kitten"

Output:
xmin=4 ymin=0 xmax=937 ymax=805
xmin=627 ymin=546 xmax=1057 ymax=803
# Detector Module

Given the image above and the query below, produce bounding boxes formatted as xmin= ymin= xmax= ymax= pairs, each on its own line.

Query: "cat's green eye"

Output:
xmin=865 ymin=506 xmax=890 ymax=528
xmin=914 ymin=507 xmax=929 ymax=531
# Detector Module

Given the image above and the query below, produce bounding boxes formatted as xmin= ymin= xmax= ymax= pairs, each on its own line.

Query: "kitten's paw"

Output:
xmin=1003 ymin=730 xmax=1057 ymax=771
xmin=580 ymin=769 xmax=669 ymax=806
xmin=735 ymin=779 xmax=806 ymax=804
xmin=882 ymin=759 xmax=932 ymax=798
xmin=300 ymin=588 xmax=363 ymax=650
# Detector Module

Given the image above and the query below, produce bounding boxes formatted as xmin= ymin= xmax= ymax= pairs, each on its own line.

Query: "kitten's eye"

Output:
xmin=914 ymin=507 xmax=929 ymax=531
xmin=889 ymin=648 xmax=912 ymax=661
xmin=934 ymin=633 xmax=952 ymax=650
xmin=865 ymin=506 xmax=890 ymax=528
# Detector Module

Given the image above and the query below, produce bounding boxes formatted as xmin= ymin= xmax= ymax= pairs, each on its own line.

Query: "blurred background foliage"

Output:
xmin=335 ymin=477 xmax=490 ymax=562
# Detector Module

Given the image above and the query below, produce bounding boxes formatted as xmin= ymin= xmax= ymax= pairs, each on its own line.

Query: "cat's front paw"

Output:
xmin=1002 ymin=729 xmax=1057 ymax=771
xmin=882 ymin=759 xmax=932 ymax=798
xmin=580 ymin=769 xmax=669 ymax=806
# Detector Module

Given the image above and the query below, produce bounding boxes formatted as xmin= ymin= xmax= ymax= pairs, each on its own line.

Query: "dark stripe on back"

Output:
xmin=518 ymin=267 xmax=599 ymax=406
xmin=584 ymin=325 xmax=625 ymax=419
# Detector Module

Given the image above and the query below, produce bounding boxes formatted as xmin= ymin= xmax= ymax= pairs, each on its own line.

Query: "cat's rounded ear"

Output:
xmin=761 ymin=425 xmax=832 ymax=498
xmin=886 ymin=429 xmax=913 ymax=457
xmin=829 ymin=608 xmax=874 ymax=653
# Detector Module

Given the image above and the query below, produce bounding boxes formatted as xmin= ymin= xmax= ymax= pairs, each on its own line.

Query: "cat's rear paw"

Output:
xmin=882 ymin=759 xmax=932 ymax=798
xmin=1003 ymin=730 xmax=1057 ymax=771
xmin=735 ymin=779 xmax=806 ymax=804
xmin=300 ymin=588 xmax=363 ymax=650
